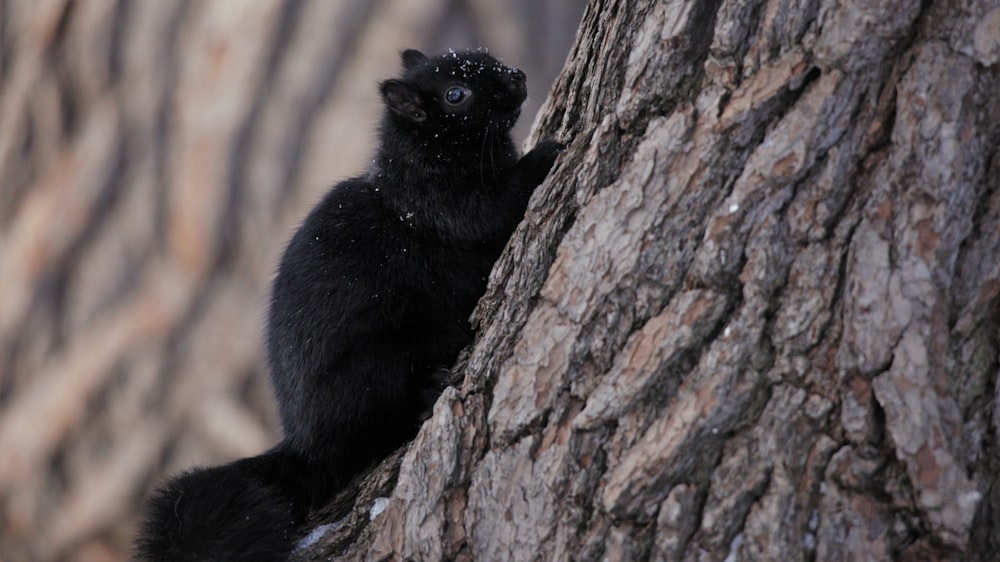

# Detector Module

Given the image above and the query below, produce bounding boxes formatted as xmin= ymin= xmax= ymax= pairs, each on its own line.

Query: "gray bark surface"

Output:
xmin=299 ymin=0 xmax=1000 ymax=560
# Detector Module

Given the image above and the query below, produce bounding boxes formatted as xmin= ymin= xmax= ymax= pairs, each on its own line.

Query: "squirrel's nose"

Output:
xmin=505 ymin=69 xmax=527 ymax=100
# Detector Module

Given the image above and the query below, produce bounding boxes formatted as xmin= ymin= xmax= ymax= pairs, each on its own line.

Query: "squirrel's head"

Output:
xmin=379 ymin=49 xmax=526 ymax=143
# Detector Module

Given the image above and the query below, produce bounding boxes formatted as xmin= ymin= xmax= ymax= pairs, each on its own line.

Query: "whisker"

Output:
xmin=480 ymin=120 xmax=490 ymax=189
xmin=490 ymin=122 xmax=498 ymax=181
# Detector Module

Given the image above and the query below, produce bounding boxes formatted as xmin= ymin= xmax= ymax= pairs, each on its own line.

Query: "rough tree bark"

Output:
xmin=297 ymin=0 xmax=1000 ymax=560
xmin=0 ymin=1 xmax=583 ymax=561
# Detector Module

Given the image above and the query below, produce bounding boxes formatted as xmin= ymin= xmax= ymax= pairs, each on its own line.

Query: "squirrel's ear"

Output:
xmin=380 ymin=79 xmax=426 ymax=123
xmin=401 ymin=49 xmax=429 ymax=71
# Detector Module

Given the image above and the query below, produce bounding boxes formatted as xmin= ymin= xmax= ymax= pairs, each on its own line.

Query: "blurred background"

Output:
xmin=0 ymin=1 xmax=586 ymax=560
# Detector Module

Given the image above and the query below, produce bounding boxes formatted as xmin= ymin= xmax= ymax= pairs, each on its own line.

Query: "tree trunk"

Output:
xmin=299 ymin=0 xmax=1000 ymax=560
xmin=0 ymin=1 xmax=584 ymax=561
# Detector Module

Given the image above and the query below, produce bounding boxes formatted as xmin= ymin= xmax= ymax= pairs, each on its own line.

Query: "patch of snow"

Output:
xmin=369 ymin=497 xmax=391 ymax=521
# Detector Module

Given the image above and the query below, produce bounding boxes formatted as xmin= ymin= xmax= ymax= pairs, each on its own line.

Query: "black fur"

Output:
xmin=136 ymin=49 xmax=562 ymax=561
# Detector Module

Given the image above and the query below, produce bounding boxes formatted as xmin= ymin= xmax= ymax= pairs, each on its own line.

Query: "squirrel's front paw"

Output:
xmin=529 ymin=140 xmax=566 ymax=169
xmin=418 ymin=366 xmax=455 ymax=420
xmin=518 ymin=139 xmax=566 ymax=183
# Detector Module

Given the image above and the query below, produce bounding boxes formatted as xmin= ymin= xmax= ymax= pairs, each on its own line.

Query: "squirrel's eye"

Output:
xmin=445 ymin=86 xmax=470 ymax=105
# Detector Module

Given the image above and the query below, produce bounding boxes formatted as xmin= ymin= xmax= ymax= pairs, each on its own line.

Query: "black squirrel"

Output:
xmin=135 ymin=48 xmax=563 ymax=561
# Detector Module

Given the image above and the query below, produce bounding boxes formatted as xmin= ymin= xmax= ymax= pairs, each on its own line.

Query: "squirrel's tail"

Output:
xmin=135 ymin=445 xmax=310 ymax=562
